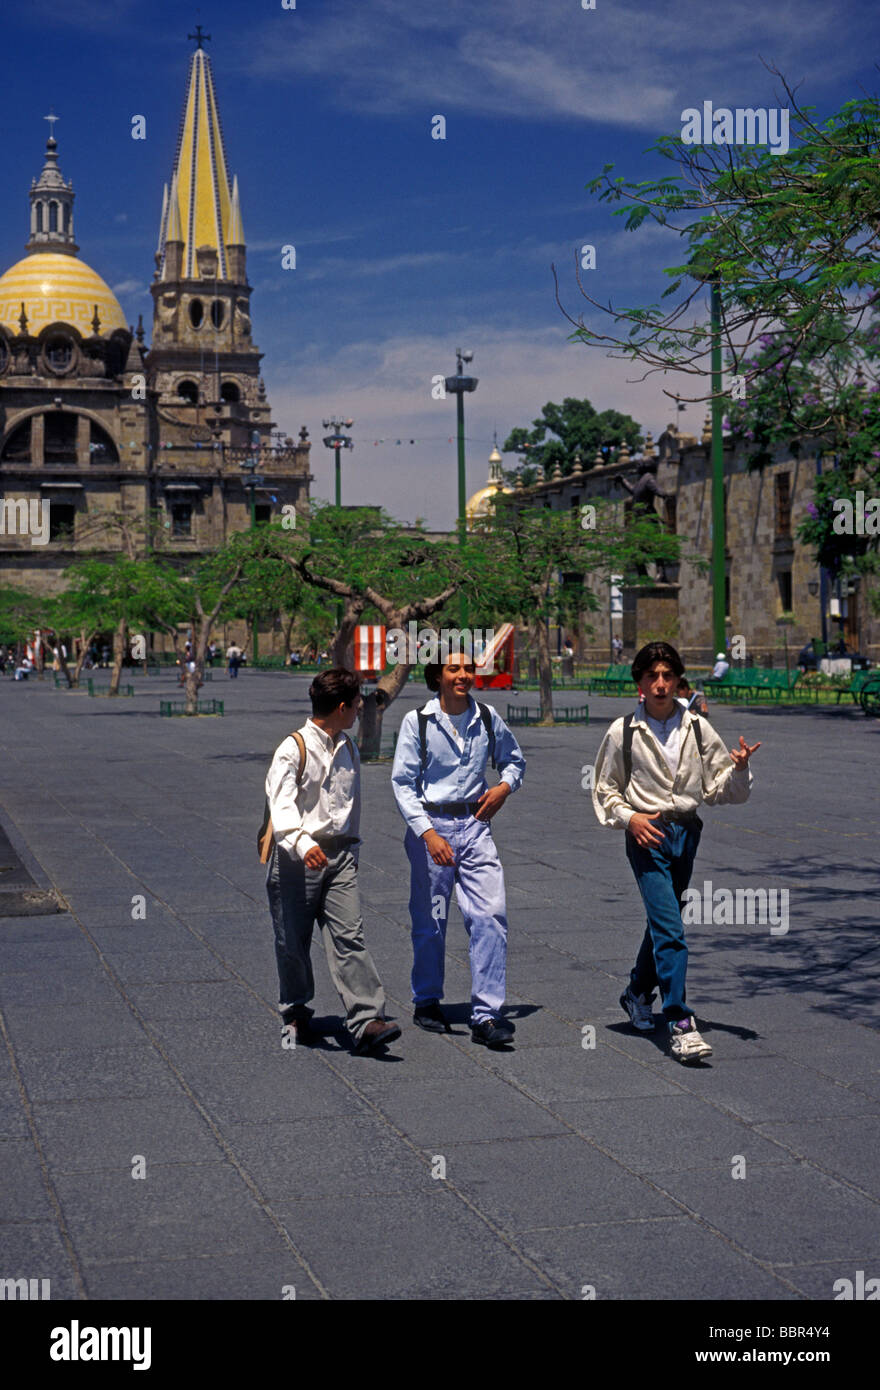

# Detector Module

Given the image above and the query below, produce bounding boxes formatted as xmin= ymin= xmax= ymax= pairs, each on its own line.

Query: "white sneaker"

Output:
xmin=620 ymin=986 xmax=655 ymax=1032
xmin=669 ymin=1016 xmax=713 ymax=1062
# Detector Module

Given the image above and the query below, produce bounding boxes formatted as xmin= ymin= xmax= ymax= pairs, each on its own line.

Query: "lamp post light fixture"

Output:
xmin=444 ymin=349 xmax=478 ymax=626
xmin=322 ymin=417 xmax=354 ymax=507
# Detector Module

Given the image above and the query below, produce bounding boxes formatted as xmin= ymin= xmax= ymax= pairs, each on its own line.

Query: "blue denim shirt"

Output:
xmin=391 ymin=695 xmax=526 ymax=837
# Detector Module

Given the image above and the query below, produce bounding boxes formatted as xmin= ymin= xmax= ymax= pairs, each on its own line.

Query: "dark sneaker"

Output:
xmin=355 ymin=1019 xmax=402 ymax=1054
xmin=281 ymin=1018 xmax=317 ymax=1047
xmin=620 ymin=986 xmax=656 ymax=1032
xmin=413 ymin=1003 xmax=450 ymax=1033
xmin=471 ymin=1018 xmax=514 ymax=1049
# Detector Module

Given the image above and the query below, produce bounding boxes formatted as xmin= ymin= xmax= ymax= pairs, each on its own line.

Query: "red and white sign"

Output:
xmin=354 ymin=625 xmax=386 ymax=674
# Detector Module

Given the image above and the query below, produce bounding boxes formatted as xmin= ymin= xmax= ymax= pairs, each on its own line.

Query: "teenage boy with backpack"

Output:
xmin=592 ymin=641 xmax=760 ymax=1063
xmin=391 ymin=650 xmax=526 ymax=1048
xmin=262 ymin=667 xmax=400 ymax=1055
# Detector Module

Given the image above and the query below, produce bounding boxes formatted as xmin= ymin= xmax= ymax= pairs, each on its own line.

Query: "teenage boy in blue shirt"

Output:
xmin=593 ymin=641 xmax=761 ymax=1063
xmin=391 ymin=652 xmax=526 ymax=1048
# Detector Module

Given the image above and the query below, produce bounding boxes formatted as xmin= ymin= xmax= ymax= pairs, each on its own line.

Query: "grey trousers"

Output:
xmin=266 ymin=844 xmax=385 ymax=1041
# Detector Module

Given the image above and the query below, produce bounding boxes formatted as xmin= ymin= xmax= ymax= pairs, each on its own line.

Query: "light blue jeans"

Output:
xmin=405 ymin=815 xmax=509 ymax=1025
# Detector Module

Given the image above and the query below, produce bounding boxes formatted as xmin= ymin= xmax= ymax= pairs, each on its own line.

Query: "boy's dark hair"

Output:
xmin=631 ymin=641 xmax=685 ymax=685
xmin=677 ymin=676 xmax=692 ymax=692
xmin=424 ymin=655 xmax=476 ymax=693
xmin=309 ymin=667 xmax=361 ymax=715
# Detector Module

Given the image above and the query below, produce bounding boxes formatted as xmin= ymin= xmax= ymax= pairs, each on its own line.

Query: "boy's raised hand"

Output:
xmin=730 ymin=735 xmax=761 ymax=769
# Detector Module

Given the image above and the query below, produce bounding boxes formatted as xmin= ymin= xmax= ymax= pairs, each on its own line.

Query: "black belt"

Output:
xmin=315 ymin=834 xmax=358 ymax=850
xmin=422 ymin=801 xmax=481 ymax=817
xmin=658 ymin=810 xmax=700 ymax=825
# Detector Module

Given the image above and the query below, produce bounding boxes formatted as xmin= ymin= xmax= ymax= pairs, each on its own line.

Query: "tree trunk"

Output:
xmin=109 ymin=619 xmax=127 ymax=695
xmin=330 ymin=597 xmax=364 ymax=668
xmin=71 ymin=629 xmax=95 ymax=688
xmin=358 ymin=657 xmax=412 ymax=760
xmin=531 ymin=614 xmax=555 ymax=722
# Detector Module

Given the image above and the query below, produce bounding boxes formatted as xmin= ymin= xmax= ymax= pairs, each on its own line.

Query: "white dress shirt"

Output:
xmin=265 ymin=718 xmax=360 ymax=861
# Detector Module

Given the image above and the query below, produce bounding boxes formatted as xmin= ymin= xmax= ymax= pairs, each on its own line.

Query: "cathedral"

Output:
xmin=0 ymin=40 xmax=310 ymax=639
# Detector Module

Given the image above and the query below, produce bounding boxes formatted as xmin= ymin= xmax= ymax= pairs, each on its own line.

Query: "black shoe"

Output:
xmin=413 ymin=1003 xmax=450 ymax=1033
xmin=471 ymin=1018 xmax=514 ymax=1049
xmin=355 ymin=1019 xmax=402 ymax=1054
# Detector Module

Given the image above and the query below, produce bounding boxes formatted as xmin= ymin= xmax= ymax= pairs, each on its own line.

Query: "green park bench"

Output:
xmin=588 ymin=663 xmax=633 ymax=695
xmin=835 ymin=669 xmax=875 ymax=704
xmin=159 ymin=698 xmax=225 ymax=717
xmin=859 ymin=675 xmax=880 ymax=717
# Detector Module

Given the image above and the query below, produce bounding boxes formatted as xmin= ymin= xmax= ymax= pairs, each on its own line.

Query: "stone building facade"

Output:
xmin=0 ymin=46 xmax=310 ymax=652
xmin=516 ymin=420 xmax=878 ymax=668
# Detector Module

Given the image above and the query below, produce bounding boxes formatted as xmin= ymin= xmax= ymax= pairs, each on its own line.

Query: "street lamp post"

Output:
xmin=240 ymin=428 xmax=264 ymax=660
xmin=322 ymin=418 xmax=354 ymax=629
xmin=322 ymin=417 xmax=354 ymax=508
xmin=709 ymin=279 xmax=726 ymax=659
xmin=444 ymin=349 xmax=478 ymax=627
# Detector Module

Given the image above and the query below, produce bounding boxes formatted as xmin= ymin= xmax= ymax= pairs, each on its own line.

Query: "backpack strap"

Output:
xmin=258 ymin=728 xmax=308 ymax=862
xmin=622 ymin=715 xmax=636 ymax=790
xmin=476 ymin=702 xmax=497 ymax=769
xmin=417 ymin=704 xmax=430 ymax=784
xmin=291 ymin=729 xmax=306 ymax=786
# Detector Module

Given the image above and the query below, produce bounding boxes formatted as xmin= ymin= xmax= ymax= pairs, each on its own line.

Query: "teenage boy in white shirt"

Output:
xmin=265 ymin=667 xmax=400 ymax=1055
xmin=592 ymin=641 xmax=760 ymax=1063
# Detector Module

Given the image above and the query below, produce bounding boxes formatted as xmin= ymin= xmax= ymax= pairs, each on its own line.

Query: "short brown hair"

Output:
xmin=424 ymin=655 xmax=476 ymax=693
xmin=309 ymin=667 xmax=361 ymax=715
xmin=631 ymin=641 xmax=684 ymax=684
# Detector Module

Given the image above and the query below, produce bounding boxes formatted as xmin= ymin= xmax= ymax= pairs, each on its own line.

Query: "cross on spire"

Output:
xmin=44 ymin=110 xmax=59 ymax=139
xmin=187 ymin=23 xmax=210 ymax=48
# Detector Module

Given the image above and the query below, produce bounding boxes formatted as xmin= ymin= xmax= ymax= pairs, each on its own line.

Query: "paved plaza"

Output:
xmin=0 ymin=669 xmax=878 ymax=1301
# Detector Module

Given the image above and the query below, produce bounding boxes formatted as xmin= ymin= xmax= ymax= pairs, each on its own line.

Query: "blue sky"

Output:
xmin=1 ymin=0 xmax=876 ymax=526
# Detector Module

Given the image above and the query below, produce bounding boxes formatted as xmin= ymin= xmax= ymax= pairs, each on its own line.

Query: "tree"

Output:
xmin=558 ymin=77 xmax=880 ymax=407
xmin=467 ymin=496 xmax=681 ymax=721
xmin=503 ymin=398 xmax=642 ymax=484
xmin=275 ymin=503 xmax=464 ymax=756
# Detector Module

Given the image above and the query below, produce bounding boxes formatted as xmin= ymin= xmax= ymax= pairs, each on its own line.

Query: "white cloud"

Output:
xmin=241 ymin=0 xmax=857 ymax=130
xmin=266 ymin=323 xmax=705 ymax=529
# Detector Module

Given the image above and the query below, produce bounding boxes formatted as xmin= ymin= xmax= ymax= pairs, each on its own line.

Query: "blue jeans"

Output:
xmin=405 ymin=815 xmax=509 ymax=1025
xmin=625 ymin=818 xmax=701 ymax=1022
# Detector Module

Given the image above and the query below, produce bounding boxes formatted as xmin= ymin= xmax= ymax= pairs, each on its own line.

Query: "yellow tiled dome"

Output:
xmin=0 ymin=253 xmax=128 ymax=338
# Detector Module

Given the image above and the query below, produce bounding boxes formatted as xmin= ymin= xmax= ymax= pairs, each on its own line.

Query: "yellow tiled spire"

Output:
xmin=157 ymin=48 xmax=238 ymax=280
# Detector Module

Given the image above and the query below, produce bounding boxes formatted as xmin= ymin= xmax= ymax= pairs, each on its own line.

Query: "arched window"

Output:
xmin=89 ymin=421 xmax=119 ymax=463
xmin=177 ymin=380 xmax=199 ymax=404
xmin=210 ymin=299 xmax=225 ymax=329
xmin=44 ymin=334 xmax=75 ymax=373
xmin=49 ymin=202 xmax=58 ymax=232
xmin=63 ymin=204 xmax=71 ymax=232
xmin=35 ymin=202 xmax=44 ymax=232
xmin=189 ymin=299 xmax=204 ymax=328
xmin=220 ymin=381 xmax=240 ymax=403
xmin=0 ymin=419 xmax=32 ymax=462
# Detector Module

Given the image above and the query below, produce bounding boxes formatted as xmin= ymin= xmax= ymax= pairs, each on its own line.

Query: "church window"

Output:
xmin=177 ymin=380 xmax=199 ymax=404
xmin=49 ymin=503 xmax=76 ymax=541
xmin=44 ymin=335 xmax=75 ymax=373
xmin=63 ymin=204 xmax=71 ymax=232
xmin=220 ymin=381 xmax=240 ymax=403
xmin=44 ymin=413 xmax=78 ymax=464
xmin=36 ymin=202 xmax=44 ymax=232
xmin=49 ymin=201 xmax=58 ymax=232
xmin=89 ymin=422 xmax=119 ymax=463
xmin=189 ymin=298 xmax=204 ymax=328
xmin=170 ymin=502 xmax=193 ymax=537
xmin=0 ymin=338 xmax=8 ymax=375
xmin=0 ymin=419 xmax=32 ymax=462
xmin=210 ymin=299 xmax=225 ymax=329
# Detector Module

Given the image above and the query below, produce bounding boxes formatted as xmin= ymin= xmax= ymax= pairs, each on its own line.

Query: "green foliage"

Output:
xmin=566 ymin=82 xmax=880 ymax=399
xmin=502 ymin=398 xmax=642 ymax=480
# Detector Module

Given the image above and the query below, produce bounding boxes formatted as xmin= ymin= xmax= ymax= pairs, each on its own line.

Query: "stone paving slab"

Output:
xmin=0 ymin=674 xmax=877 ymax=1300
